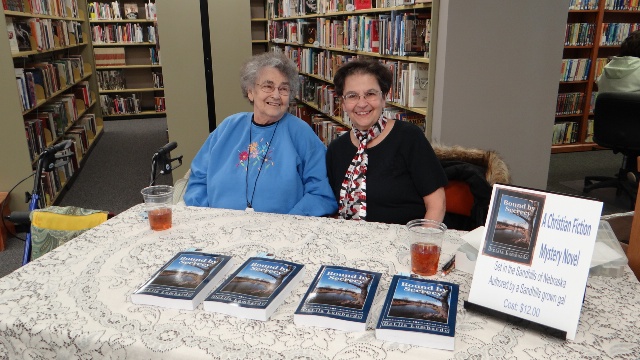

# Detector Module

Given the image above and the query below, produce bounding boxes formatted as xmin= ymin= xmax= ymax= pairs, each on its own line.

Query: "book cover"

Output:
xmin=131 ymin=251 xmax=234 ymax=310
xmin=482 ymin=188 xmax=546 ymax=266
xmin=304 ymin=0 xmax=317 ymax=14
xmin=294 ymin=265 xmax=381 ymax=332
xmin=204 ymin=257 xmax=304 ymax=321
xmin=376 ymin=275 xmax=459 ymax=350
xmin=14 ymin=20 xmax=33 ymax=52
xmin=124 ymin=3 xmax=138 ymax=19
xmin=355 ymin=0 xmax=372 ymax=10
xmin=407 ymin=63 xmax=428 ymax=108
xmin=6 ymin=17 xmax=20 ymax=53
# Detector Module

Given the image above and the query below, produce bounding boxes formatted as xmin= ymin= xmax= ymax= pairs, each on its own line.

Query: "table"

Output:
xmin=1 ymin=205 xmax=639 ymax=359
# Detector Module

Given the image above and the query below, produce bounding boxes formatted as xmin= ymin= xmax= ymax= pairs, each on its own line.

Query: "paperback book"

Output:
xmin=294 ymin=265 xmax=381 ymax=332
xmin=124 ymin=3 xmax=139 ymax=19
xmin=482 ymin=187 xmax=546 ymax=266
xmin=204 ymin=257 xmax=304 ymax=321
xmin=131 ymin=251 xmax=234 ymax=310
xmin=376 ymin=275 xmax=459 ymax=350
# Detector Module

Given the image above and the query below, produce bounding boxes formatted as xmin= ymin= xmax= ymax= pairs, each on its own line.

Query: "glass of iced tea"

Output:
xmin=141 ymin=185 xmax=174 ymax=231
xmin=406 ymin=219 xmax=447 ymax=276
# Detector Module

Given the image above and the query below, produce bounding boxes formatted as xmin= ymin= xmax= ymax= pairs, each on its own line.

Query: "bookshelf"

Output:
xmin=266 ymin=1 xmax=437 ymax=144
xmin=1 ymin=0 xmax=104 ymax=210
xmin=553 ymin=0 xmax=640 ymax=153
xmin=88 ymin=0 xmax=166 ymax=118
xmin=251 ymin=0 xmax=268 ymax=55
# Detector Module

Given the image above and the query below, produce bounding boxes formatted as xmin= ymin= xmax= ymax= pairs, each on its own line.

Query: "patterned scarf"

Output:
xmin=338 ymin=116 xmax=387 ymax=220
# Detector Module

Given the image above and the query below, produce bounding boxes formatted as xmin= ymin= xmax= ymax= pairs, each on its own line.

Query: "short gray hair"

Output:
xmin=240 ymin=52 xmax=300 ymax=100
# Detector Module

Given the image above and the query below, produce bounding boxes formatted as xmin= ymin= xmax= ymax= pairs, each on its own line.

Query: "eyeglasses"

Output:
xmin=342 ymin=90 xmax=382 ymax=104
xmin=256 ymin=82 xmax=291 ymax=96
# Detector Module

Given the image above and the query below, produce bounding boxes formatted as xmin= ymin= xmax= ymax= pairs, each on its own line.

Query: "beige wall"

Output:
xmin=157 ymin=0 xmax=252 ymax=180
xmin=432 ymin=0 xmax=569 ymax=189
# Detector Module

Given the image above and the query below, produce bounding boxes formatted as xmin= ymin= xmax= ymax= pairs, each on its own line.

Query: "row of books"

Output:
xmin=149 ymin=46 xmax=160 ymax=65
xmin=594 ymin=58 xmax=609 ymax=80
xmin=268 ymin=0 xmax=431 ymax=18
xmin=560 ymin=58 xmax=591 ymax=82
xmin=569 ymin=0 xmax=599 ymax=9
xmin=383 ymin=106 xmax=426 ymax=130
xmin=14 ymin=57 xmax=86 ymax=111
xmin=585 ymin=119 xmax=595 ymax=142
xmin=556 ymin=92 xmax=584 ymax=115
xmin=301 ymin=77 xmax=342 ymax=118
xmin=132 ymin=253 xmax=458 ymax=350
xmin=3 ymin=0 xmax=79 ymax=17
xmin=87 ymin=1 xmax=156 ymax=20
xmin=100 ymin=93 xmax=140 ymax=115
xmin=93 ymin=47 xmax=125 ymax=66
xmin=565 ymin=23 xmax=595 ymax=46
xmin=154 ymin=96 xmax=165 ymax=112
xmin=270 ymin=12 xmax=431 ymax=58
xmin=38 ymin=114 xmax=97 ymax=206
xmin=278 ymin=45 xmax=428 ymax=109
xmin=552 ymin=121 xmax=579 ymax=145
xmin=23 ymin=92 xmax=86 ymax=161
xmin=600 ymin=23 xmax=640 ymax=46
xmin=556 ymin=92 xmax=597 ymax=116
xmin=87 ymin=1 xmax=121 ymax=20
xmin=97 ymin=69 xmax=125 ymax=90
xmin=91 ymin=23 xmax=155 ymax=43
xmin=152 ymin=71 xmax=163 ymax=88
xmin=6 ymin=16 xmax=83 ymax=53
xmin=279 ymin=45 xmax=354 ymax=83
xmin=605 ymin=0 xmax=640 ymax=10
xmin=312 ymin=115 xmax=348 ymax=145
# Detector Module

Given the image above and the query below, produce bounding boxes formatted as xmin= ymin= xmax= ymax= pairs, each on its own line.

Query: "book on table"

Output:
xmin=203 ymin=257 xmax=304 ymax=321
xmin=375 ymin=275 xmax=459 ymax=351
xmin=294 ymin=265 xmax=381 ymax=332
xmin=131 ymin=251 xmax=234 ymax=310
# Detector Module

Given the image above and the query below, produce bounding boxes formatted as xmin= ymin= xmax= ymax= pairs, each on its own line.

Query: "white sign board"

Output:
xmin=467 ymin=184 xmax=602 ymax=340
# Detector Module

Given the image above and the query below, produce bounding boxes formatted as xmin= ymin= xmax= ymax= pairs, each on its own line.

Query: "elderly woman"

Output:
xmin=184 ymin=52 xmax=337 ymax=216
xmin=326 ymin=60 xmax=447 ymax=224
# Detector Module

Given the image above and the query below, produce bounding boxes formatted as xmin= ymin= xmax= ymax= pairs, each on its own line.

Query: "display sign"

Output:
xmin=466 ymin=184 xmax=602 ymax=340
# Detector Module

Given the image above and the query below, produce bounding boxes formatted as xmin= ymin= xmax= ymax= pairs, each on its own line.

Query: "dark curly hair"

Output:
xmin=620 ymin=30 xmax=640 ymax=57
xmin=333 ymin=59 xmax=393 ymax=97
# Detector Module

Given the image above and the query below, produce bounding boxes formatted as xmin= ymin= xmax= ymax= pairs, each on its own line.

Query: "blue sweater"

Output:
xmin=184 ymin=112 xmax=337 ymax=216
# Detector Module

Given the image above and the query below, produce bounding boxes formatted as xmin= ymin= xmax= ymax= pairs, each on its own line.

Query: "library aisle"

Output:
xmin=57 ymin=117 xmax=173 ymax=214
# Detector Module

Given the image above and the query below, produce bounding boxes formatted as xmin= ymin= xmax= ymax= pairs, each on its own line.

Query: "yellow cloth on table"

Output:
xmin=30 ymin=206 xmax=108 ymax=260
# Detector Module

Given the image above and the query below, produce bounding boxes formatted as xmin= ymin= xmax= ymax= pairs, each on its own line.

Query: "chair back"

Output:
xmin=30 ymin=206 xmax=109 ymax=260
xmin=594 ymin=92 xmax=640 ymax=152
xmin=434 ymin=145 xmax=511 ymax=230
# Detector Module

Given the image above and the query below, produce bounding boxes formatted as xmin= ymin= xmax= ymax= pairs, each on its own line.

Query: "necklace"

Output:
xmin=245 ymin=119 xmax=279 ymax=210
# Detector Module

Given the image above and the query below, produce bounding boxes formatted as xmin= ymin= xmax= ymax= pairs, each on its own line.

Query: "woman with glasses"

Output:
xmin=184 ymin=52 xmax=337 ymax=216
xmin=326 ymin=59 xmax=447 ymax=224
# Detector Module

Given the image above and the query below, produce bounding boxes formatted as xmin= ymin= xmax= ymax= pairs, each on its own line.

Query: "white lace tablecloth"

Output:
xmin=1 ymin=205 xmax=639 ymax=359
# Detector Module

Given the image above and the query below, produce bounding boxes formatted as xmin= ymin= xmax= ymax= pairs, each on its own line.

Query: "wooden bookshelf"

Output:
xmin=1 ymin=0 xmax=104 ymax=208
xmin=103 ymin=110 xmax=166 ymax=118
xmin=553 ymin=0 xmax=640 ymax=153
xmin=89 ymin=0 xmax=165 ymax=119
xmin=251 ymin=0 xmax=268 ymax=55
xmin=267 ymin=1 xmax=436 ymax=142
